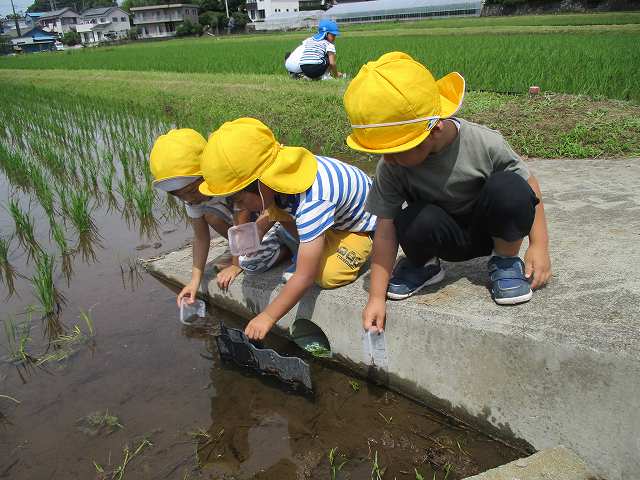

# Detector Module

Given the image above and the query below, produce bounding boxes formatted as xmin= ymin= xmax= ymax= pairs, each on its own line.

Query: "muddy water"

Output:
xmin=1 ymin=93 xmax=521 ymax=479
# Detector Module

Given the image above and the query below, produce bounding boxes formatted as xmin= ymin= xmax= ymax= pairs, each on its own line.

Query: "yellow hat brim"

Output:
xmin=199 ymin=146 xmax=318 ymax=196
xmin=346 ymin=128 xmax=432 ymax=155
xmin=347 ymin=72 xmax=465 ymax=155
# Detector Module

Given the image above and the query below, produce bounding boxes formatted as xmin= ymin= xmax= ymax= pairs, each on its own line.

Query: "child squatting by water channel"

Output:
xmin=0 ymin=52 xmax=550 ymax=479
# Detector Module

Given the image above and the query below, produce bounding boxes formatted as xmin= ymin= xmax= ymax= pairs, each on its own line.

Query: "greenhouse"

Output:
xmin=325 ymin=0 xmax=483 ymax=24
xmin=252 ymin=0 xmax=483 ymax=30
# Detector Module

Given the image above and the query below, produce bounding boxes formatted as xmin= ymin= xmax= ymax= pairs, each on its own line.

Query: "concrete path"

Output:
xmin=142 ymin=158 xmax=640 ymax=480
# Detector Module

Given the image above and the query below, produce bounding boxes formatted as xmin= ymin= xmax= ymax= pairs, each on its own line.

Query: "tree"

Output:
xmin=61 ymin=30 xmax=80 ymax=45
xmin=229 ymin=11 xmax=249 ymax=29
xmin=127 ymin=25 xmax=140 ymax=40
xmin=199 ymin=10 xmax=225 ymax=33
xmin=27 ymin=0 xmax=116 ymax=13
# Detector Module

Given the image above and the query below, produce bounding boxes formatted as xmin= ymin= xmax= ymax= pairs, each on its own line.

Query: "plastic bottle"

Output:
xmin=180 ymin=298 xmax=206 ymax=325
xmin=362 ymin=330 xmax=388 ymax=370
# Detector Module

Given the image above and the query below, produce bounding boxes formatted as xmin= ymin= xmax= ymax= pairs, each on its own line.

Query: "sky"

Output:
xmin=1 ymin=0 xmax=38 ymax=18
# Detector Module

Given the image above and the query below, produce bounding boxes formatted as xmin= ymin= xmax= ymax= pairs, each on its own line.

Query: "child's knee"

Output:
xmin=239 ymin=253 xmax=277 ymax=275
xmin=315 ymin=265 xmax=358 ymax=289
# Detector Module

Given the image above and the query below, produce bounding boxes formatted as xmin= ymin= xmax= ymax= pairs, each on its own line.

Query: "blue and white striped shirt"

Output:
xmin=275 ymin=156 xmax=377 ymax=243
xmin=299 ymin=37 xmax=336 ymax=66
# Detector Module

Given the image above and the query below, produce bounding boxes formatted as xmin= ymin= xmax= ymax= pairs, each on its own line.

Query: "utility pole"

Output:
xmin=10 ymin=0 xmax=21 ymax=37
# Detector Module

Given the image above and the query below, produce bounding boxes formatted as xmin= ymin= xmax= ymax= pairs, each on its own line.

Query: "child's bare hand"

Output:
xmin=216 ymin=265 xmax=242 ymax=291
xmin=244 ymin=312 xmax=277 ymax=341
xmin=177 ymin=281 xmax=199 ymax=307
xmin=362 ymin=297 xmax=386 ymax=333
xmin=524 ymin=244 xmax=552 ymax=289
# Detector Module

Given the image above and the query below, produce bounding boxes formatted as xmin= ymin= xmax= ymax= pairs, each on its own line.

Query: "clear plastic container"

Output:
xmin=180 ymin=298 xmax=206 ymax=325
xmin=228 ymin=222 xmax=260 ymax=256
xmin=362 ymin=330 xmax=388 ymax=370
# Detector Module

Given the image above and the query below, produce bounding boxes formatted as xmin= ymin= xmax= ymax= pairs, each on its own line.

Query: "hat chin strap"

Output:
xmin=351 ymin=115 xmax=440 ymax=129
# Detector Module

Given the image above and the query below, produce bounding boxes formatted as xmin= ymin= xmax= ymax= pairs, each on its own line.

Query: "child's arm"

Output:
xmin=327 ymin=52 xmax=341 ymax=78
xmin=362 ymin=218 xmax=398 ymax=333
xmin=244 ymin=235 xmax=325 ymax=341
xmin=524 ymin=175 xmax=551 ymax=289
xmin=178 ymin=217 xmax=210 ymax=306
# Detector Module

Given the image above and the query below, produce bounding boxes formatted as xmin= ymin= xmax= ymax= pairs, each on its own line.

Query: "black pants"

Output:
xmin=395 ymin=171 xmax=539 ymax=265
xmin=300 ymin=58 xmax=329 ymax=79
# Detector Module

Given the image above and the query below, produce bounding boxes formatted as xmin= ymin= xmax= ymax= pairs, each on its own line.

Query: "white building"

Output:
xmin=76 ymin=7 xmax=131 ymax=44
xmin=246 ymin=0 xmax=301 ymax=22
xmin=130 ymin=4 xmax=199 ymax=39
xmin=38 ymin=8 xmax=81 ymax=34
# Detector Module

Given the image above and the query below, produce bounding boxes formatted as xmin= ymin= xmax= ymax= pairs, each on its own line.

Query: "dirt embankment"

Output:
xmin=482 ymin=0 xmax=640 ymax=16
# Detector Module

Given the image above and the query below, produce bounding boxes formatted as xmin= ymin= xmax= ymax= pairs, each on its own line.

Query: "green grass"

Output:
xmin=2 ymin=70 xmax=639 ymax=165
xmin=0 ymin=18 xmax=638 ymax=101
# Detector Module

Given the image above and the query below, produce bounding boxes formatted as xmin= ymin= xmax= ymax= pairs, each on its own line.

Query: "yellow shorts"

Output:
xmin=316 ymin=229 xmax=372 ymax=289
xmin=268 ymin=205 xmax=372 ymax=289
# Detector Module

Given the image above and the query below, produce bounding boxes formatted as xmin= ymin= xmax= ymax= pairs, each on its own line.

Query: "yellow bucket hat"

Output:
xmin=149 ymin=128 xmax=206 ymax=192
xmin=199 ymin=118 xmax=318 ymax=196
xmin=343 ymin=52 xmax=465 ymax=154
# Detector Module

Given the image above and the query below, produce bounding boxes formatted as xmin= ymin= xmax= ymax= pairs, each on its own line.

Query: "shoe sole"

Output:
xmin=386 ymin=268 xmax=446 ymax=301
xmin=494 ymin=290 xmax=533 ymax=305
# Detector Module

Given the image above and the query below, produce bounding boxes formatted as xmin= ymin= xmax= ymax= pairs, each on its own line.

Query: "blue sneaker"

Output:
xmin=387 ymin=257 xmax=445 ymax=300
xmin=488 ymin=256 xmax=532 ymax=305
xmin=282 ymin=255 xmax=297 ymax=283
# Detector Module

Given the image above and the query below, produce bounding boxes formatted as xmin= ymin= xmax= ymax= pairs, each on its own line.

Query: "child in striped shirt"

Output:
xmin=299 ymin=19 xmax=344 ymax=80
xmin=199 ymin=118 xmax=377 ymax=340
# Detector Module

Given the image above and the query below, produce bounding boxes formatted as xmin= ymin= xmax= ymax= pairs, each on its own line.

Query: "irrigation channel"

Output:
xmin=0 ymin=88 xmax=521 ymax=479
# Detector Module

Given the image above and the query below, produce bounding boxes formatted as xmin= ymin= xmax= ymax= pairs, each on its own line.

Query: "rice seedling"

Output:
xmin=0 ymin=143 xmax=32 ymax=188
xmin=49 ymin=221 xmax=74 ymax=286
xmin=0 ymin=235 xmax=20 ymax=299
xmin=370 ymin=451 xmax=386 ymax=480
xmin=2 ymin=311 xmax=38 ymax=367
xmin=66 ymin=189 xmax=102 ymax=262
xmin=67 ymin=189 xmax=96 ymax=235
xmin=132 ymin=184 xmax=160 ymax=239
xmin=77 ymin=409 xmax=123 ymax=436
xmin=32 ymin=251 xmax=65 ymax=320
xmin=100 ymin=167 xmax=119 ymax=212
xmin=328 ymin=447 xmax=348 ymax=480
xmin=1 ymin=20 xmax=638 ymax=100
xmin=37 ymin=309 xmax=95 ymax=365
xmin=93 ymin=436 xmax=153 ymax=480
xmin=8 ymin=198 xmax=41 ymax=262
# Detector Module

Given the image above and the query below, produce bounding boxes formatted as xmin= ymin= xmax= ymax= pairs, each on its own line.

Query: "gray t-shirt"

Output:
xmin=365 ymin=118 xmax=530 ymax=218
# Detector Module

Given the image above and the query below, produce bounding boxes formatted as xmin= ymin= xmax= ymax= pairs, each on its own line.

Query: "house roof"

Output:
xmin=130 ymin=4 xmax=198 ymax=11
xmin=25 ymin=12 xmax=45 ymax=18
xmin=17 ymin=27 xmax=56 ymax=40
xmin=39 ymin=8 xmax=80 ymax=19
xmin=82 ymin=6 xmax=127 ymax=17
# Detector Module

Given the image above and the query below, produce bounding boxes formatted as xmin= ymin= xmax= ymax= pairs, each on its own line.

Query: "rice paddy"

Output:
xmin=0 ymin=14 xmax=639 ymax=101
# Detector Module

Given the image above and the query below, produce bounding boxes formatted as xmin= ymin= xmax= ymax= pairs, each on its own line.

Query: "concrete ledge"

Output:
xmin=463 ymin=446 xmax=598 ymax=480
xmin=142 ymin=158 xmax=640 ymax=480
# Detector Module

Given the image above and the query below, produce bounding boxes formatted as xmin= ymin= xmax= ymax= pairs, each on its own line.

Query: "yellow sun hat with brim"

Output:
xmin=343 ymin=52 xmax=465 ymax=155
xmin=199 ymin=118 xmax=318 ymax=197
xmin=149 ymin=128 xmax=206 ymax=192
